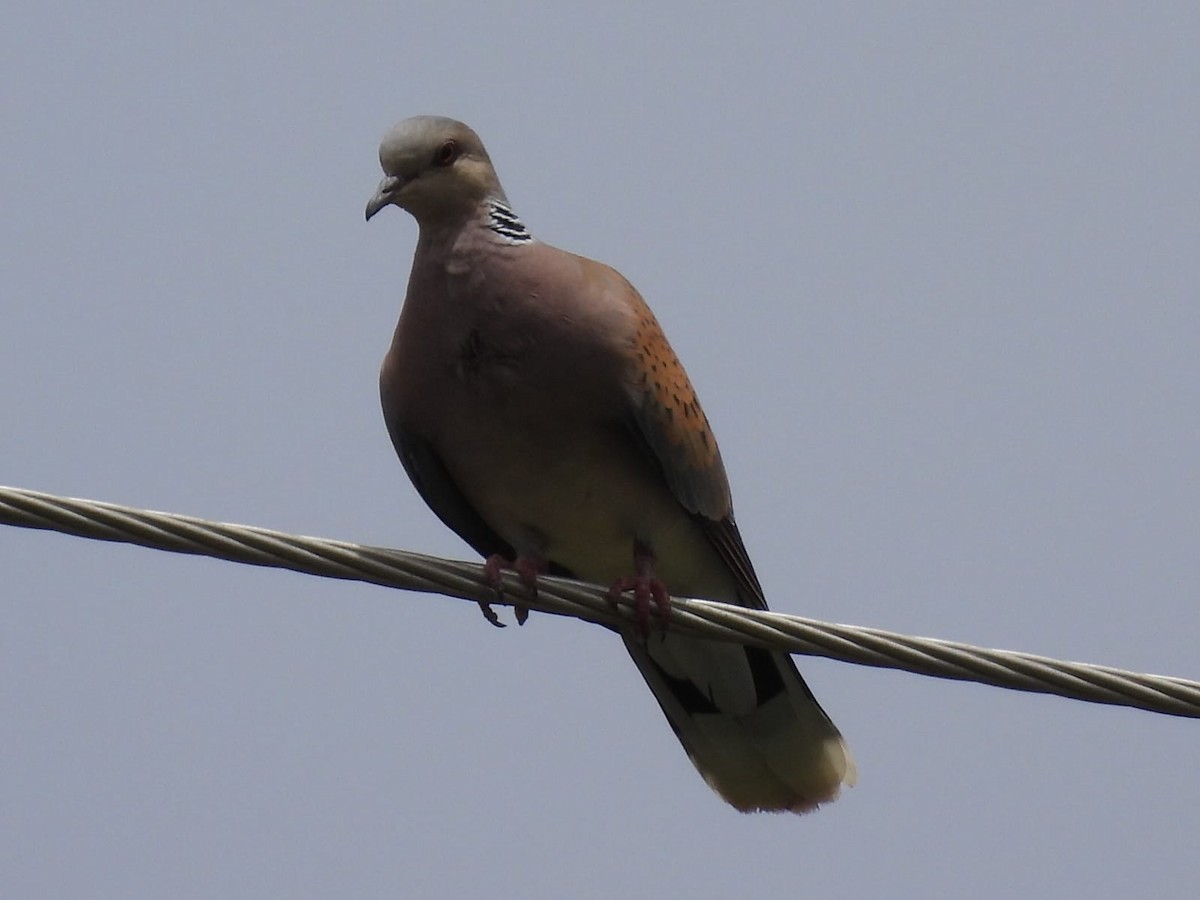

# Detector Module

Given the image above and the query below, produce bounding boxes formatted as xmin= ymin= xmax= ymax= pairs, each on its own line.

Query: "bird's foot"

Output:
xmin=482 ymin=554 xmax=546 ymax=626
xmin=607 ymin=549 xmax=671 ymax=634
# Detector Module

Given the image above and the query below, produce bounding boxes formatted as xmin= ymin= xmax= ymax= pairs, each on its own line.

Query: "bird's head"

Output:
xmin=365 ymin=116 xmax=504 ymax=226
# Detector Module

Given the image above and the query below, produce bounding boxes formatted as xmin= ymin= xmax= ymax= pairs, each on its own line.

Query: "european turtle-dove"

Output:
xmin=366 ymin=116 xmax=854 ymax=813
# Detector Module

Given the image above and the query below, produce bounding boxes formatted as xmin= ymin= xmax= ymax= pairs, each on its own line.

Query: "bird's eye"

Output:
xmin=433 ymin=140 xmax=460 ymax=167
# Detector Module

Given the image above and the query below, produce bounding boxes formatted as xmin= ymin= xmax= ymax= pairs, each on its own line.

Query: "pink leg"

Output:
xmin=483 ymin=553 xmax=547 ymax=627
xmin=607 ymin=546 xmax=671 ymax=634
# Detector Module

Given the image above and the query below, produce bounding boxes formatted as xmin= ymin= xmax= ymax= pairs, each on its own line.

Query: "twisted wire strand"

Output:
xmin=3 ymin=484 xmax=1197 ymax=718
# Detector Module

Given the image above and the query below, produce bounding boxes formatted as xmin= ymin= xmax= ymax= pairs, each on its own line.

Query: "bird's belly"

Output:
xmin=439 ymin=420 xmax=737 ymax=601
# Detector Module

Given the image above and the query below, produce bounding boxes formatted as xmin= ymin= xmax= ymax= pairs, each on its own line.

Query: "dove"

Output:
xmin=366 ymin=116 xmax=854 ymax=812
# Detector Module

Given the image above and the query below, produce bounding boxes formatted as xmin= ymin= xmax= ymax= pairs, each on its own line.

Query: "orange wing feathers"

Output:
xmin=627 ymin=298 xmax=732 ymax=517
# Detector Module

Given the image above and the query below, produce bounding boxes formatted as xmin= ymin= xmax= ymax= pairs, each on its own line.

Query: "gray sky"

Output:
xmin=3 ymin=4 xmax=1198 ymax=898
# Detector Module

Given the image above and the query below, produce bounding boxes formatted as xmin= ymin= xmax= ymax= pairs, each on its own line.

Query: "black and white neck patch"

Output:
xmin=486 ymin=199 xmax=534 ymax=244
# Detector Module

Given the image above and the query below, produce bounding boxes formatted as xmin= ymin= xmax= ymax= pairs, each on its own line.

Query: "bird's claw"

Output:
xmin=476 ymin=598 xmax=506 ymax=628
xmin=482 ymin=553 xmax=544 ymax=626
xmin=609 ymin=546 xmax=671 ymax=634
xmin=608 ymin=574 xmax=671 ymax=634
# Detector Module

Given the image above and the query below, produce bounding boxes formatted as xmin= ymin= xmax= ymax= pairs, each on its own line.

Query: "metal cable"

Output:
xmin=3 ymin=484 xmax=1197 ymax=718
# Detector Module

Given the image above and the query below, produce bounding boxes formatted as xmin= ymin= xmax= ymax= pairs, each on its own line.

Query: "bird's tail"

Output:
xmin=623 ymin=631 xmax=855 ymax=813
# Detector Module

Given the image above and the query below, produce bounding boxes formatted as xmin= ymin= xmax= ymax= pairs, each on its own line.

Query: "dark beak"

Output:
xmin=365 ymin=175 xmax=405 ymax=221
